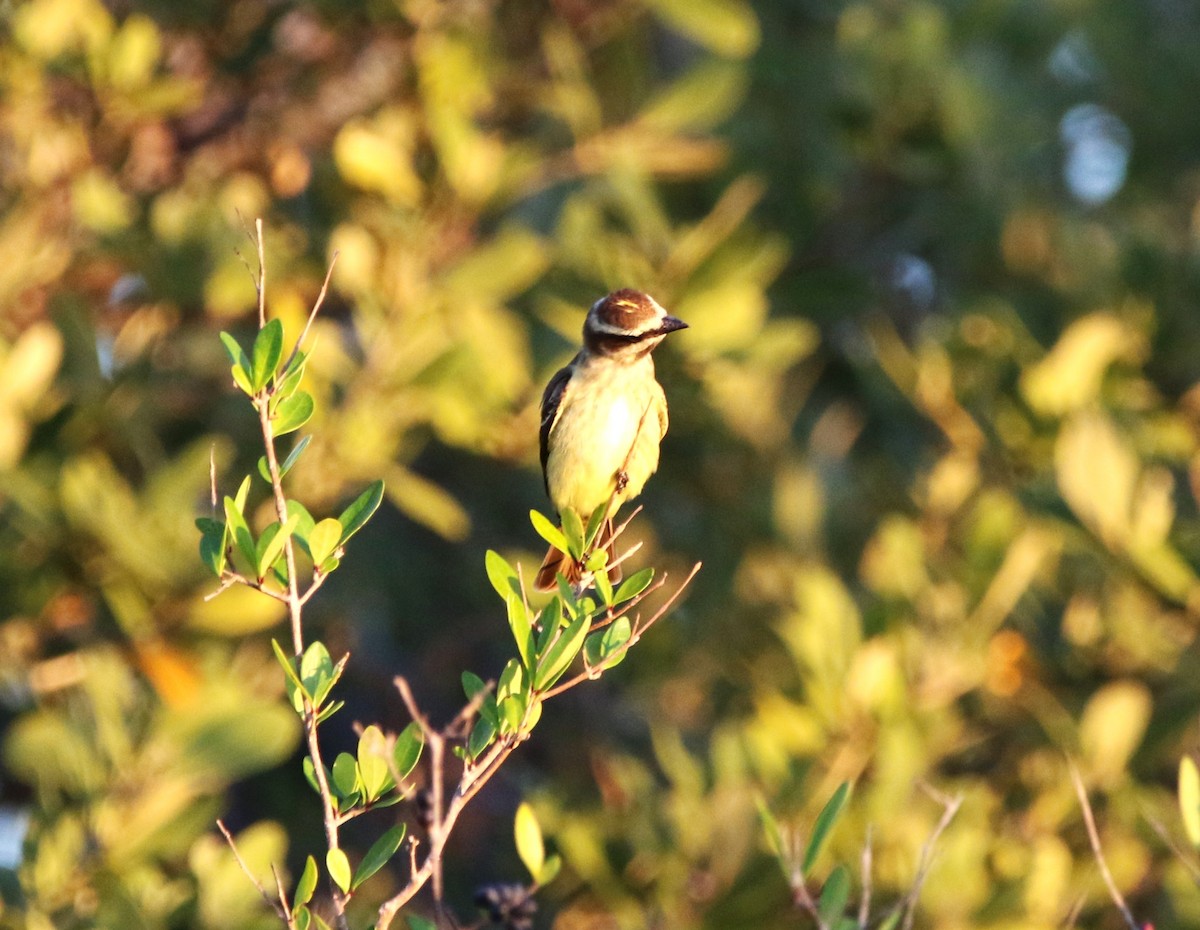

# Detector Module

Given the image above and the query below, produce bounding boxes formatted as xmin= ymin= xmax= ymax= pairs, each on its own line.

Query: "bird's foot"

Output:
xmin=615 ymin=469 xmax=629 ymax=493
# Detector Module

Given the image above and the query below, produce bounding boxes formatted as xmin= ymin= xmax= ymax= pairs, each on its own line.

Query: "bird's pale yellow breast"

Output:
xmin=545 ymin=353 xmax=667 ymax=520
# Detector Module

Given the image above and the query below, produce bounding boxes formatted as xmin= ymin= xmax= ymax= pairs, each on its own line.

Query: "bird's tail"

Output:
xmin=533 ymin=518 xmax=623 ymax=593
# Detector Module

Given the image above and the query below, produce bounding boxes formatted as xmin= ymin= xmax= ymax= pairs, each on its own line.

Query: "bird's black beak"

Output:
xmin=657 ymin=316 xmax=688 ymax=335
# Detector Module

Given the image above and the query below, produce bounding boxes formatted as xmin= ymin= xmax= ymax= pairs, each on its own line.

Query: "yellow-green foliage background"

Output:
xmin=4 ymin=0 xmax=1200 ymax=927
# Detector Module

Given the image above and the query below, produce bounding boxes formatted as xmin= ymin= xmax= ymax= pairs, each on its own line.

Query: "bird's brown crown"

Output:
xmin=594 ymin=289 xmax=663 ymax=336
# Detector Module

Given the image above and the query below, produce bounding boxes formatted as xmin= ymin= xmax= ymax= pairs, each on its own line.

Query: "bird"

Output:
xmin=534 ymin=289 xmax=687 ymax=592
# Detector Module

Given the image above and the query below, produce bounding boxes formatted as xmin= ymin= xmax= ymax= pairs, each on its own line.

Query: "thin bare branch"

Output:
xmin=281 ymin=250 xmax=339 ymax=375
xmin=858 ymin=824 xmax=873 ymax=929
xmin=540 ymin=561 xmax=701 ymax=699
xmin=217 ymin=819 xmax=286 ymax=921
xmin=899 ymin=786 xmax=962 ymax=930
xmin=255 ymin=217 xmax=266 ymax=328
xmin=1069 ymin=763 xmax=1139 ymax=930
xmin=1141 ymin=803 xmax=1200 ymax=884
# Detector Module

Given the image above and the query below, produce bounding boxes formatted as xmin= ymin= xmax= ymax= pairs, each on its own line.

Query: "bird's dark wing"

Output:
xmin=539 ymin=357 xmax=576 ymax=494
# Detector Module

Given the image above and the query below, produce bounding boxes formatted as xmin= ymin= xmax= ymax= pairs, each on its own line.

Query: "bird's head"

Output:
xmin=583 ymin=289 xmax=687 ymax=357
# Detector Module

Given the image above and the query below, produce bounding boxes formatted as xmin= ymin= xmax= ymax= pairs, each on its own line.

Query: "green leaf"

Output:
xmin=300 ymin=641 xmax=335 ymax=708
xmin=287 ymin=499 xmax=316 ymax=547
xmin=223 ymin=495 xmax=257 ymax=570
xmin=294 ymin=855 xmax=318 ymax=909
xmin=358 ymin=725 xmax=391 ymax=801
xmin=338 ymin=479 xmax=385 ymax=543
xmin=294 ymin=905 xmax=311 ymax=930
xmin=280 ymin=435 xmax=312 ymax=478
xmin=560 ymin=507 xmax=585 ymax=560
xmin=326 ymin=848 xmax=352 ymax=894
xmin=878 ymin=911 xmax=901 ymax=930
xmin=394 ymin=722 xmax=424 ymax=781
xmin=407 ymin=917 xmax=437 ymax=930
xmin=514 ymin=802 xmax=545 ymax=880
xmin=529 ymin=509 xmax=568 ymax=555
xmin=352 ymin=824 xmax=406 ymax=890
xmin=755 ymin=795 xmax=787 ymax=873
xmin=804 ymin=782 xmax=851 ymax=874
xmin=614 ymin=568 xmax=655 ymax=604
xmin=555 ymin=577 xmax=578 ymax=623
xmin=316 ymin=699 xmax=344 ymax=724
xmin=252 ymin=319 xmax=284 ymax=392
xmin=302 ymin=756 xmax=321 ymax=794
xmin=535 ymin=602 xmax=561 ymax=660
xmin=1181 ymin=756 xmax=1200 ymax=847
xmin=233 ymin=474 xmax=252 ymax=512
xmin=507 ymin=596 xmax=534 ymax=669
xmin=274 ymin=391 xmax=314 ymax=436
xmin=583 ymin=617 xmax=632 ymax=670
xmin=498 ymin=694 xmax=526 ymax=734
xmin=818 ymin=865 xmax=851 ymax=925
xmin=462 ymin=671 xmax=488 ymax=702
xmin=584 ymin=503 xmax=607 ymax=549
xmin=594 ymin=564 xmax=614 ymax=606
xmin=219 ymin=331 xmax=255 ymax=395
xmin=271 ymin=639 xmax=306 ymax=703
xmin=497 ymin=658 xmax=526 ymax=702
xmin=197 ymin=517 xmax=227 ymax=577
xmin=308 ymin=518 xmax=343 ymax=567
xmin=468 ymin=716 xmax=496 ymax=759
xmin=485 ymin=549 xmax=521 ymax=601
xmin=255 ymin=513 xmax=300 ymax=579
xmin=538 ymin=853 xmax=562 ymax=886
xmin=332 ymin=752 xmax=360 ymax=799
xmin=534 ymin=610 xmax=589 ymax=690
xmin=276 ymin=350 xmax=307 ymax=399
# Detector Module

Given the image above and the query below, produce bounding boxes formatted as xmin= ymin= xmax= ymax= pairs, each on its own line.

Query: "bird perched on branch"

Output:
xmin=535 ymin=289 xmax=687 ymax=592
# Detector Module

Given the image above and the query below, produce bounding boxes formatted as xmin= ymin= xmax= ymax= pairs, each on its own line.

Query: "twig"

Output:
xmin=255 ymin=218 xmax=266 ymax=329
xmin=1142 ymin=805 xmax=1200 ymax=884
xmin=858 ymin=824 xmax=872 ymax=929
xmin=898 ymin=786 xmax=962 ymax=930
xmin=280 ymin=250 xmax=339 ymax=376
xmin=1069 ymin=763 xmax=1139 ymax=930
xmin=541 ymin=561 xmax=701 ymax=699
xmin=250 ymin=225 xmax=348 ymax=930
xmin=217 ymin=819 xmax=287 ymax=921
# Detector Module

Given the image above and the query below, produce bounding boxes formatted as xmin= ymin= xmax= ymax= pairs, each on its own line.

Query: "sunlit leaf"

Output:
xmin=1181 ymin=757 xmax=1200 ymax=847
xmin=560 ymin=507 xmax=585 ymax=560
xmin=326 ymin=848 xmax=351 ymax=894
xmin=294 ymin=856 xmax=318 ymax=909
xmin=251 ymin=319 xmax=284 ymax=392
xmin=393 ymin=722 xmax=424 ymax=781
xmin=530 ymin=509 xmax=568 ymax=555
xmin=332 ymin=752 xmax=360 ymax=799
xmin=514 ymin=802 xmax=545 ymax=880
xmin=337 ymin=479 xmax=385 ymax=544
xmin=485 ymin=549 xmax=521 ymax=601
xmin=507 ymin=596 xmax=534 ymax=669
xmin=614 ymin=568 xmax=655 ymax=605
xmin=533 ymin=610 xmax=589 ymax=690
xmin=274 ymin=391 xmax=314 ymax=436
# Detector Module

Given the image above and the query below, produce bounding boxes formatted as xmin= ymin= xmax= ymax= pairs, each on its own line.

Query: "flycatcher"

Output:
xmin=535 ymin=289 xmax=687 ymax=592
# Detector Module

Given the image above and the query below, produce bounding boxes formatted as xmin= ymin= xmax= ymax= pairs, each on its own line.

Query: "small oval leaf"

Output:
xmin=514 ymin=802 xmax=545 ymax=880
xmin=352 ymin=824 xmax=406 ymax=890
xmin=294 ymin=855 xmax=318 ymax=909
xmin=274 ymin=391 xmax=315 ymax=436
xmin=326 ymin=848 xmax=352 ymax=894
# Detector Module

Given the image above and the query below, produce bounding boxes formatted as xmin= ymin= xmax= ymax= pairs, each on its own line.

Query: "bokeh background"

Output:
xmin=4 ymin=0 xmax=1200 ymax=927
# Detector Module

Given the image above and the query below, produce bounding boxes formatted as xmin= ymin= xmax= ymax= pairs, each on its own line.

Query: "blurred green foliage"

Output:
xmin=4 ymin=0 xmax=1200 ymax=927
